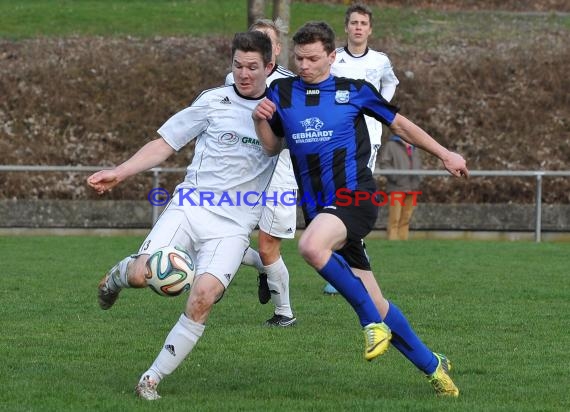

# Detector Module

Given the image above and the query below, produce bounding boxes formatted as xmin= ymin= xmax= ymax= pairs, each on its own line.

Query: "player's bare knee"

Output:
xmin=258 ymin=235 xmax=281 ymax=264
xmin=298 ymin=238 xmax=326 ymax=269
xmin=187 ymin=275 xmax=223 ymax=317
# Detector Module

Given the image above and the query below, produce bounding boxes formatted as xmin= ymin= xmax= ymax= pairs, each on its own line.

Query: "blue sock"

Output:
xmin=383 ymin=302 xmax=438 ymax=374
xmin=318 ymin=253 xmax=381 ymax=327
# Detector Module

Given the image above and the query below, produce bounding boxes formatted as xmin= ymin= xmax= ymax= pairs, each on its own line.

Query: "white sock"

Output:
xmin=265 ymin=256 xmax=293 ymax=318
xmin=241 ymin=247 xmax=265 ymax=273
xmin=106 ymin=256 xmax=133 ymax=291
xmin=141 ymin=313 xmax=205 ymax=384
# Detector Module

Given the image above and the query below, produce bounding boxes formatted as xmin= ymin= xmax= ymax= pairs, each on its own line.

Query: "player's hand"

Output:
xmin=252 ymin=98 xmax=276 ymax=121
xmin=87 ymin=170 xmax=120 ymax=194
xmin=442 ymin=151 xmax=469 ymax=178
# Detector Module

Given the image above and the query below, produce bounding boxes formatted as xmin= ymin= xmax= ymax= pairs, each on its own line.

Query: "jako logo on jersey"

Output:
xmin=306 ymin=89 xmax=319 ymax=95
xmin=218 ymin=132 xmax=239 ymax=145
xmin=335 ymin=90 xmax=350 ymax=104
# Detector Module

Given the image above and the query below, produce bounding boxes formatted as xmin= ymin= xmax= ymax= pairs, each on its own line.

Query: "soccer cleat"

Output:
xmin=265 ymin=313 xmax=297 ymax=327
xmin=323 ymin=282 xmax=339 ymax=295
xmin=258 ymin=273 xmax=271 ymax=304
xmin=426 ymin=353 xmax=459 ymax=397
xmin=97 ymin=272 xmax=120 ymax=310
xmin=363 ymin=322 xmax=391 ymax=361
xmin=135 ymin=375 xmax=161 ymax=400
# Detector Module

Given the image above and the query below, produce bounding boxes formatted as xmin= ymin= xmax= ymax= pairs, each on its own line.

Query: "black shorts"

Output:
xmin=317 ymin=190 xmax=378 ymax=271
xmin=337 ymin=239 xmax=371 ymax=271
xmin=318 ymin=190 xmax=379 ymax=241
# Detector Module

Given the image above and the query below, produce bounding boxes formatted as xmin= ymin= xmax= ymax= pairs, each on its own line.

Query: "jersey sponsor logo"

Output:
xmin=300 ymin=117 xmax=324 ymax=131
xmin=306 ymin=89 xmax=320 ymax=95
xmin=241 ymin=136 xmax=261 ymax=147
xmin=335 ymin=90 xmax=350 ymax=104
xmin=218 ymin=132 xmax=239 ymax=145
xmin=220 ymin=96 xmax=231 ymax=104
xmin=292 ymin=117 xmax=333 ymax=143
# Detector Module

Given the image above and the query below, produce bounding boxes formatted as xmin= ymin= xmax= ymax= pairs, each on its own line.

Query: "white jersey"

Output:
xmin=331 ymin=47 xmax=399 ymax=146
xmin=226 ymin=65 xmax=298 ymax=189
xmin=157 ymin=85 xmax=277 ymax=233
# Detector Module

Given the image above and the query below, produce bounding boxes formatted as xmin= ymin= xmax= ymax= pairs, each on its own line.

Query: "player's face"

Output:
xmin=232 ymin=50 xmax=272 ymax=98
xmin=345 ymin=12 xmax=372 ymax=47
xmin=293 ymin=41 xmax=335 ymax=84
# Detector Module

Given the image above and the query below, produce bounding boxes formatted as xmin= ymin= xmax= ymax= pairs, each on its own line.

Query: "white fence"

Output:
xmin=1 ymin=165 xmax=570 ymax=242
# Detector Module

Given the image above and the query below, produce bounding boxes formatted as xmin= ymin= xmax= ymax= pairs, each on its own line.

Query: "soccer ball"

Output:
xmin=145 ymin=246 xmax=196 ymax=297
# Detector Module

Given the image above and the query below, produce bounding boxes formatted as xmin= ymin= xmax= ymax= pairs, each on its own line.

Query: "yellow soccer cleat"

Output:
xmin=427 ymin=353 xmax=459 ymax=397
xmin=363 ymin=322 xmax=392 ymax=361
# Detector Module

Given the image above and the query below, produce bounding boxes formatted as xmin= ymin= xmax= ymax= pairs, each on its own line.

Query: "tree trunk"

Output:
xmin=247 ymin=0 xmax=265 ymax=28
xmin=273 ymin=0 xmax=291 ymax=67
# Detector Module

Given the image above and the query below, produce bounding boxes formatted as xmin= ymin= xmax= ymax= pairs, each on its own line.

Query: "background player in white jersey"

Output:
xmin=324 ymin=2 xmax=399 ymax=295
xmin=226 ymin=19 xmax=297 ymax=327
xmin=87 ymin=31 xmax=276 ymax=400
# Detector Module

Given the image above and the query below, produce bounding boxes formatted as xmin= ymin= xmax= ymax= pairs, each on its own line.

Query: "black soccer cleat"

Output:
xmin=258 ymin=273 xmax=271 ymax=304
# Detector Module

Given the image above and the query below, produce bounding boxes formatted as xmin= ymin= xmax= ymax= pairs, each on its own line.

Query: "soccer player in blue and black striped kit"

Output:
xmin=253 ymin=21 xmax=468 ymax=397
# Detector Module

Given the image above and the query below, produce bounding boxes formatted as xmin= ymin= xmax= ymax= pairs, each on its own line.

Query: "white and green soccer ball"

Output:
xmin=145 ymin=246 xmax=196 ymax=297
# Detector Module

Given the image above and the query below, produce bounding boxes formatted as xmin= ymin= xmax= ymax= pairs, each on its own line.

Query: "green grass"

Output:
xmin=0 ymin=0 xmax=568 ymax=45
xmin=1 ymin=236 xmax=569 ymax=411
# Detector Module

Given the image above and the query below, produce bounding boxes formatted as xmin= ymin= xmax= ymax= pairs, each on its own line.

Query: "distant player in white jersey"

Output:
xmin=226 ymin=19 xmax=298 ymax=327
xmin=324 ymin=3 xmax=399 ymax=295
xmin=88 ymin=31 xmax=277 ymax=400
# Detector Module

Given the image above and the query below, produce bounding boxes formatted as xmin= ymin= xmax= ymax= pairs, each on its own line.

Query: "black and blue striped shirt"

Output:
xmin=267 ymin=75 xmax=399 ymax=219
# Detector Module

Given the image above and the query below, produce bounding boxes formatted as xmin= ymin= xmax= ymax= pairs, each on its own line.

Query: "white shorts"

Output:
xmin=258 ymin=187 xmax=297 ymax=238
xmin=137 ymin=201 xmax=249 ymax=289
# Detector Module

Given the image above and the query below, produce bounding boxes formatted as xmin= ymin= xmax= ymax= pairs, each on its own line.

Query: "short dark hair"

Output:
xmin=231 ymin=31 xmax=273 ymax=66
xmin=344 ymin=3 xmax=373 ymax=27
xmin=292 ymin=21 xmax=335 ymax=55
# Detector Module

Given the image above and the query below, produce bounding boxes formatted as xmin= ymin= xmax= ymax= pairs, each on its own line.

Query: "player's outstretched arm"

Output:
xmin=252 ymin=98 xmax=282 ymax=156
xmin=87 ymin=137 xmax=176 ymax=194
xmin=389 ymin=114 xmax=469 ymax=178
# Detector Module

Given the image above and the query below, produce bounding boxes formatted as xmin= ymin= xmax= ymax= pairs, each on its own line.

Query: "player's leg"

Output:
xmin=397 ymin=193 xmax=416 ymax=240
xmin=97 ymin=204 xmax=188 ymax=310
xmin=136 ymin=234 xmax=249 ymax=400
xmin=299 ymin=212 xmax=390 ymax=361
xmin=387 ymin=200 xmax=402 ymax=240
xmin=352 ymin=264 xmax=458 ymax=396
xmin=257 ymin=191 xmax=297 ymax=326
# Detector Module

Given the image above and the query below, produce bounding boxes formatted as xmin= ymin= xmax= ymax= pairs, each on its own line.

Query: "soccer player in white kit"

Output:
xmin=323 ymin=3 xmax=399 ymax=295
xmin=226 ymin=19 xmax=297 ymax=327
xmin=88 ymin=31 xmax=277 ymax=400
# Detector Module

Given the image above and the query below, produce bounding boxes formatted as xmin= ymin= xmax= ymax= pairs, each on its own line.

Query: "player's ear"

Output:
xmin=265 ymin=61 xmax=275 ymax=75
xmin=328 ymin=50 xmax=336 ymax=65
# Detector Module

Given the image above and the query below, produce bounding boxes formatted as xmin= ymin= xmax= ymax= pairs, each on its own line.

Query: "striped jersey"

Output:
xmin=157 ymin=84 xmax=277 ymax=233
xmin=267 ymin=75 xmax=399 ymax=219
xmin=226 ymin=64 xmax=298 ymax=189
xmin=331 ymin=47 xmax=399 ymax=146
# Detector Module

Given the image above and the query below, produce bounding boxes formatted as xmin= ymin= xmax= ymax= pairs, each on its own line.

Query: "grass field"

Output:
xmin=0 ymin=0 xmax=568 ymax=44
xmin=1 ymin=235 xmax=569 ymax=411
